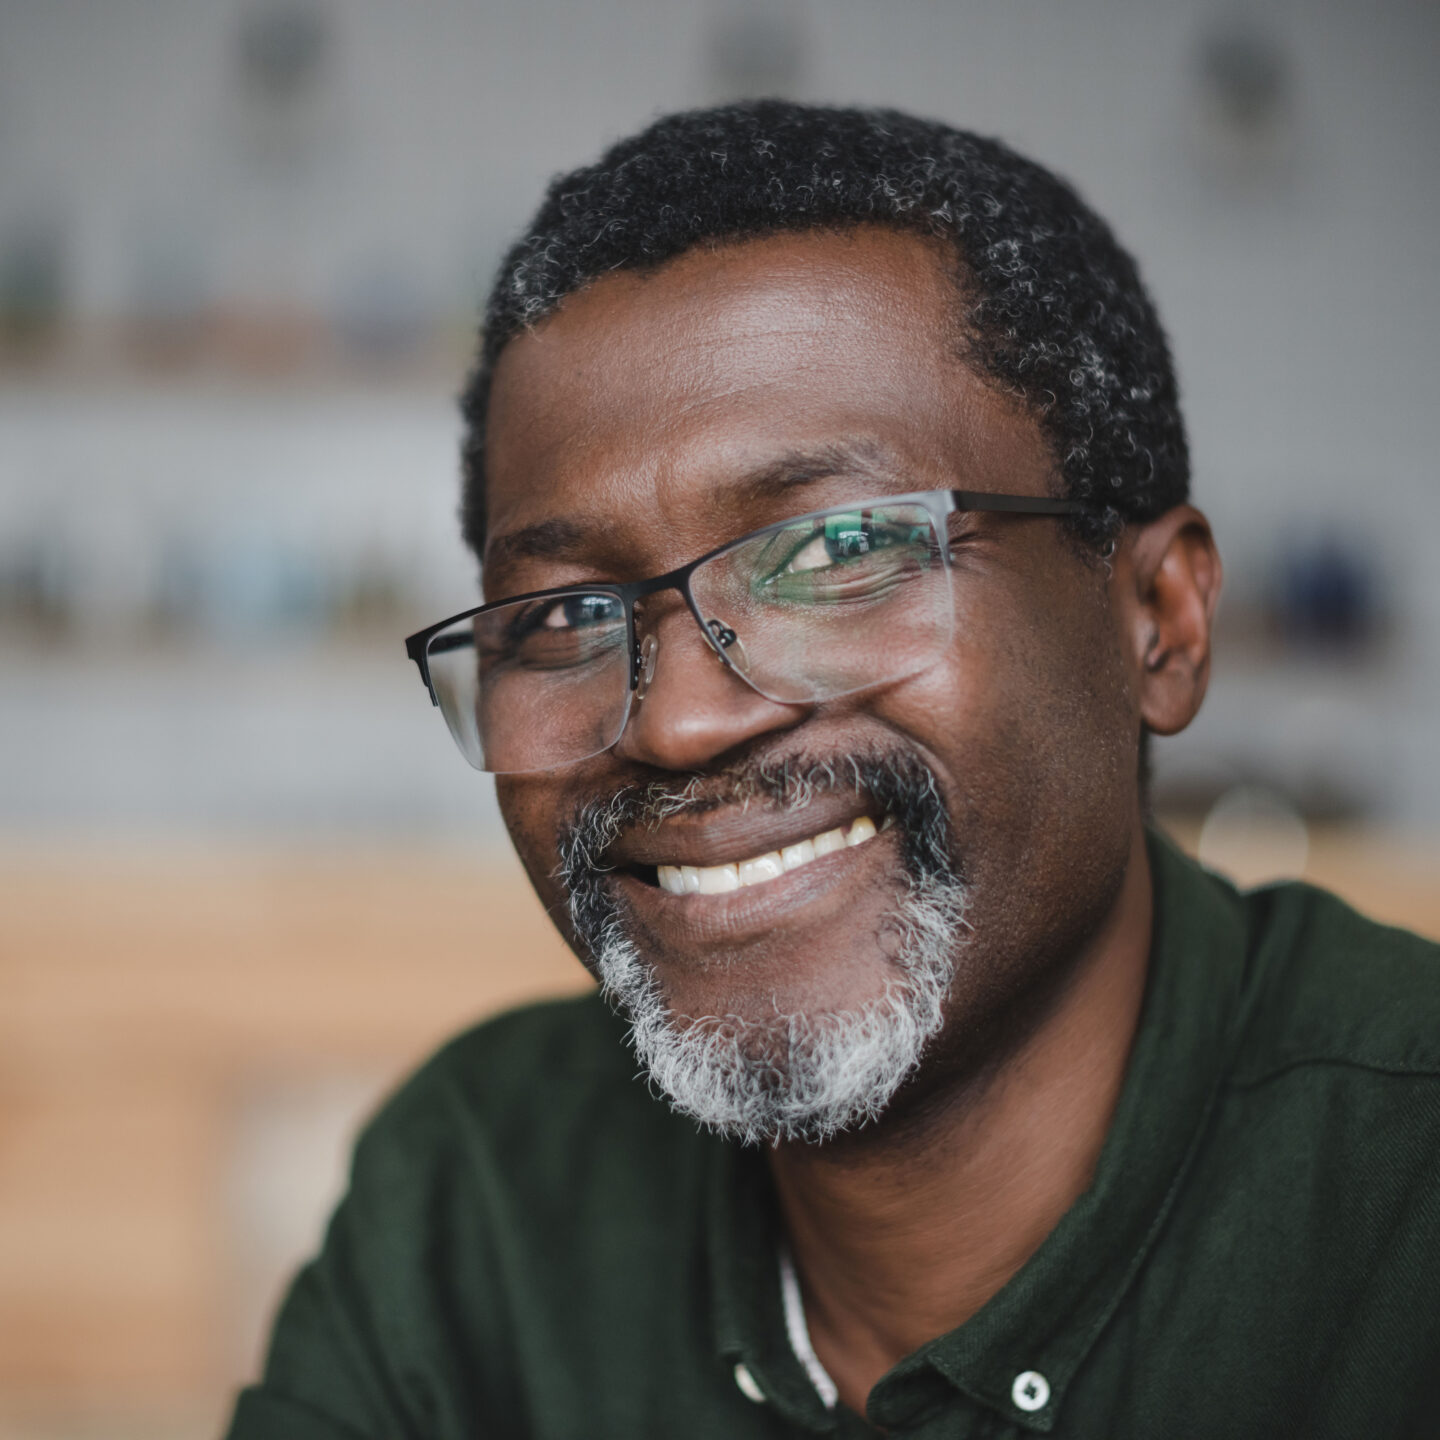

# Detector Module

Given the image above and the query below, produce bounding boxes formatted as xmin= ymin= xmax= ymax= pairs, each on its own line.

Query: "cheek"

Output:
xmin=875 ymin=572 xmax=1136 ymax=854
xmin=495 ymin=776 xmax=570 ymax=914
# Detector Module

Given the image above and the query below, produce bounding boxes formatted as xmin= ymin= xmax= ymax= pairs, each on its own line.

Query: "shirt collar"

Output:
xmin=708 ymin=831 xmax=1249 ymax=1433
xmin=709 ymin=1137 xmax=839 ymax=1431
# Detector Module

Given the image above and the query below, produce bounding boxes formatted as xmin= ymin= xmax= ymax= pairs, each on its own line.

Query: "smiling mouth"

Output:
xmin=651 ymin=814 xmax=887 ymax=895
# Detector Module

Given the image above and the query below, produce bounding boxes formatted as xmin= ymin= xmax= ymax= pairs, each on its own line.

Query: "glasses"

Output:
xmin=405 ymin=489 xmax=1083 ymax=775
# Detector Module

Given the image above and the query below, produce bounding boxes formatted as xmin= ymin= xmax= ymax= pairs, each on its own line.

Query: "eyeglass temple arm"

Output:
xmin=950 ymin=491 xmax=1086 ymax=515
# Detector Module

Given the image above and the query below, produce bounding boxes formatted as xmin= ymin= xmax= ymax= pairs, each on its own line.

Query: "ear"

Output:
xmin=1111 ymin=505 xmax=1223 ymax=737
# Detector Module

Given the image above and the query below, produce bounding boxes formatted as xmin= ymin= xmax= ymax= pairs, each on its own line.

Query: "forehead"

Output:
xmin=483 ymin=226 xmax=1050 ymax=580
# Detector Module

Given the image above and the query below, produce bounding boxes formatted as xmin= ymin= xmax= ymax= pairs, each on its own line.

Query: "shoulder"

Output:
xmin=236 ymin=999 xmax=701 ymax=1435
xmin=353 ymin=990 xmax=650 ymax=1172
xmin=1230 ymin=876 xmax=1440 ymax=1087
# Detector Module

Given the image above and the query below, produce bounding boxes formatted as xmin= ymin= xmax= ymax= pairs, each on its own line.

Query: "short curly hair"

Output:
xmin=459 ymin=100 xmax=1188 ymax=556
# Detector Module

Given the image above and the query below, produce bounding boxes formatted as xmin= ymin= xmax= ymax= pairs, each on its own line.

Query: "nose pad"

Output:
xmin=705 ymin=618 xmax=751 ymax=675
xmin=634 ymin=632 xmax=660 ymax=700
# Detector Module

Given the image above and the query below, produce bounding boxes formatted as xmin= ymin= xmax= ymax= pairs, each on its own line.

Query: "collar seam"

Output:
xmin=1227 ymin=1054 xmax=1440 ymax=1089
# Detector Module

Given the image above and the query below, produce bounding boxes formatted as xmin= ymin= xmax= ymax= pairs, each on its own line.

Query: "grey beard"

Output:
xmin=557 ymin=752 xmax=970 ymax=1146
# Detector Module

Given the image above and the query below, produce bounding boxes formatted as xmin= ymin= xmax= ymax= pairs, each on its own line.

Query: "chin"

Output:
xmin=595 ymin=867 xmax=971 ymax=1146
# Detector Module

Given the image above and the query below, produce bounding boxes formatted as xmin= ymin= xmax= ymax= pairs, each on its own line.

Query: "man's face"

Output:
xmin=483 ymin=227 xmax=1142 ymax=1136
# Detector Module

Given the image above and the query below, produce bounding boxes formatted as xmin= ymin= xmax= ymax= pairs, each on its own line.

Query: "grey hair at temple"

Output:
xmin=459 ymin=99 xmax=1189 ymax=556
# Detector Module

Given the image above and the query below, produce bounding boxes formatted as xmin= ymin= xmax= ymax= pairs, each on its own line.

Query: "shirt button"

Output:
xmin=733 ymin=1362 xmax=766 ymax=1404
xmin=1012 ymin=1370 xmax=1050 ymax=1412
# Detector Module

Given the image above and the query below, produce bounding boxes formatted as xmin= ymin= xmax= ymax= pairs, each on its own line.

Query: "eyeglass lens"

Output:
xmin=424 ymin=501 xmax=953 ymax=774
xmin=689 ymin=502 xmax=951 ymax=706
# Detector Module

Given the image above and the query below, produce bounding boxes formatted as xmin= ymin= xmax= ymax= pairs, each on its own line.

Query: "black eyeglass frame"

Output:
xmin=404 ymin=489 xmax=1086 ymax=707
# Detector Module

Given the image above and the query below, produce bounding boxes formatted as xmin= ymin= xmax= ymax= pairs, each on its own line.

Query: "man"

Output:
xmin=228 ymin=103 xmax=1440 ymax=1438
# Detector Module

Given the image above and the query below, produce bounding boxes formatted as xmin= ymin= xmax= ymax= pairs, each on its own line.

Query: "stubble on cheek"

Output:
xmin=909 ymin=566 xmax=1137 ymax=1066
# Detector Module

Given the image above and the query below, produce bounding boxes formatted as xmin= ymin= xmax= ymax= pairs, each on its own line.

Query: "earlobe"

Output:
xmin=1117 ymin=506 xmax=1222 ymax=737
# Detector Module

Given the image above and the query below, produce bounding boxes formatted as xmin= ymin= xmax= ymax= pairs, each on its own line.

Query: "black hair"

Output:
xmin=459 ymin=100 xmax=1188 ymax=556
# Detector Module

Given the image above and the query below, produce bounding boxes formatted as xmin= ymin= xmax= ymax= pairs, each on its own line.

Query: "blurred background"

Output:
xmin=0 ymin=0 xmax=1436 ymax=1434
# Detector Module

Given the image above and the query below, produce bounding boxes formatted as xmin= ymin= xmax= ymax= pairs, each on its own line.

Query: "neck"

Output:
xmin=767 ymin=820 xmax=1154 ymax=1416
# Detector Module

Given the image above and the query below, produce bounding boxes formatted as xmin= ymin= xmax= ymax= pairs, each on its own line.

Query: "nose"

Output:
xmin=613 ymin=604 xmax=807 ymax=772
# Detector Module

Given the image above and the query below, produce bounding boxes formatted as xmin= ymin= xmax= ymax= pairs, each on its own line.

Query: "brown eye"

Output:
xmin=534 ymin=594 xmax=624 ymax=632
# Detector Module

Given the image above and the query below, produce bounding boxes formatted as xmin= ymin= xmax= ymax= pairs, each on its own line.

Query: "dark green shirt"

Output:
xmin=228 ymin=836 xmax=1440 ymax=1438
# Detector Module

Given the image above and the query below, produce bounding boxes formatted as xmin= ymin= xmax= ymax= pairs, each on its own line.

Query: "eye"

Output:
xmin=779 ymin=513 xmax=911 ymax=574
xmin=482 ymin=591 xmax=626 ymax=675
xmin=783 ymin=533 xmax=832 ymax=574
xmin=539 ymin=593 xmax=624 ymax=630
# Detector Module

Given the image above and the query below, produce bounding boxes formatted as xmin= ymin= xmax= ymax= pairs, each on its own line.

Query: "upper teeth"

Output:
xmin=657 ymin=816 xmax=880 ymax=896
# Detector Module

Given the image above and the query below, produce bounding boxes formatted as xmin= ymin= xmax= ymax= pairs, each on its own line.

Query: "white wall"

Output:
xmin=1 ymin=0 xmax=1437 ymax=828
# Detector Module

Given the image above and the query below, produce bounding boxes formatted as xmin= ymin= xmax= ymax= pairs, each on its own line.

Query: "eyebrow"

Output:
xmin=485 ymin=439 xmax=900 ymax=572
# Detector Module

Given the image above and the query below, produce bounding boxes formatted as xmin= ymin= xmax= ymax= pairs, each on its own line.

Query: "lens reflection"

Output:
xmin=425 ymin=591 xmax=632 ymax=772
xmin=689 ymin=503 xmax=952 ymax=704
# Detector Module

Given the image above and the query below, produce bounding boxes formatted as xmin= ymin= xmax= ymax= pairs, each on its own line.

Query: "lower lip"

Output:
xmin=612 ymin=830 xmax=902 ymax=950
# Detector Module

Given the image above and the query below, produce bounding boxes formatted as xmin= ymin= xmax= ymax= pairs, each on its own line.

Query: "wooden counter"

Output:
xmin=0 ymin=827 xmax=1435 ymax=1436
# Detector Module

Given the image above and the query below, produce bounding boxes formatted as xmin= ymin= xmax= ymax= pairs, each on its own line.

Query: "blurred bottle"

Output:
xmin=0 ymin=217 xmax=68 ymax=361
xmin=1272 ymin=533 xmax=1379 ymax=651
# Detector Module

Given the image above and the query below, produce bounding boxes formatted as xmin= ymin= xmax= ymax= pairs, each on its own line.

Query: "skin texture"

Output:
xmin=483 ymin=226 xmax=1222 ymax=1414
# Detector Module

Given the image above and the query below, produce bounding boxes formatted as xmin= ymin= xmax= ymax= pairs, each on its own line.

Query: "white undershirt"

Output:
xmin=778 ymin=1245 xmax=840 ymax=1410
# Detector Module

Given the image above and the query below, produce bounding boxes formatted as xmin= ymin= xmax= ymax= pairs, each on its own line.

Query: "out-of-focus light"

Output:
xmin=1198 ymin=785 xmax=1311 ymax=888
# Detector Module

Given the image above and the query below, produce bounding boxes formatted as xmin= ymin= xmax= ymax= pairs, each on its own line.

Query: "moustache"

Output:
xmin=555 ymin=745 xmax=958 ymax=896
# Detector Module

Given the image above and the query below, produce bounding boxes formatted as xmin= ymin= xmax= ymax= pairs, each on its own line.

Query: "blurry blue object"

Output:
xmin=1273 ymin=533 xmax=1377 ymax=648
xmin=154 ymin=533 xmax=327 ymax=642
